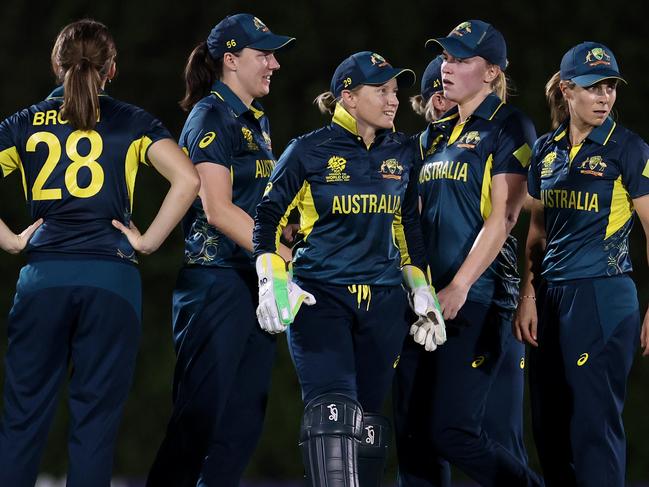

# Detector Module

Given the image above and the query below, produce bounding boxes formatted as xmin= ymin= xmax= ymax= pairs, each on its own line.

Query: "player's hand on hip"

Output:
xmin=112 ymin=219 xmax=156 ymax=254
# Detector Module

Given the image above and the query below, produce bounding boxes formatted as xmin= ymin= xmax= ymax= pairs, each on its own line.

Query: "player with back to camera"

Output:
xmin=0 ymin=18 xmax=199 ymax=487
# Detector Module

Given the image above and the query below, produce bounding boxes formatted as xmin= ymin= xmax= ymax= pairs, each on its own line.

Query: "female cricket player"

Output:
xmin=253 ymin=50 xmax=445 ymax=486
xmin=0 ymin=19 xmax=199 ymax=487
xmin=393 ymin=53 xmax=529 ymax=487
xmin=413 ymin=20 xmax=542 ymax=486
xmin=146 ymin=13 xmax=295 ymax=487
xmin=515 ymin=41 xmax=649 ymax=487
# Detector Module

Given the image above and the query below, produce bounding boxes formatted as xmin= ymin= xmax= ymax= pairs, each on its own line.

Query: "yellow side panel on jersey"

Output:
xmin=124 ymin=136 xmax=153 ymax=211
xmin=605 ymin=175 xmax=633 ymax=239
xmin=480 ymin=154 xmax=494 ymax=220
xmin=275 ymin=190 xmax=300 ymax=252
xmin=0 ymin=146 xmax=20 ymax=177
xmin=0 ymin=146 xmax=27 ymax=199
xmin=513 ymin=143 xmax=532 ymax=168
xmin=391 ymin=211 xmax=411 ymax=266
xmin=298 ymin=182 xmax=319 ymax=241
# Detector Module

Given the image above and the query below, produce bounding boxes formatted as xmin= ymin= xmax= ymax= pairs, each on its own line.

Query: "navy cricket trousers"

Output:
xmin=393 ymin=303 xmax=527 ymax=487
xmin=400 ymin=300 xmax=541 ymax=487
xmin=530 ymin=275 xmax=639 ymax=487
xmin=147 ymin=266 xmax=276 ymax=487
xmin=0 ymin=259 xmax=141 ymax=487
xmin=393 ymin=312 xmax=527 ymax=487
xmin=287 ymin=279 xmax=409 ymax=413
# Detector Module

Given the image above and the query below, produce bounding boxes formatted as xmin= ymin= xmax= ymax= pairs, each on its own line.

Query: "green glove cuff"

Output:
xmin=256 ymin=253 xmax=292 ymax=324
xmin=402 ymin=264 xmax=428 ymax=291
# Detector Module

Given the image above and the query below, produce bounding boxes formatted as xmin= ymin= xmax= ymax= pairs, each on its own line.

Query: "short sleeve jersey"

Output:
xmin=0 ymin=87 xmax=171 ymax=262
xmin=417 ymin=93 xmax=536 ymax=310
xmin=528 ymin=117 xmax=649 ymax=281
xmin=180 ymin=80 xmax=276 ymax=269
xmin=254 ymin=104 xmax=426 ymax=286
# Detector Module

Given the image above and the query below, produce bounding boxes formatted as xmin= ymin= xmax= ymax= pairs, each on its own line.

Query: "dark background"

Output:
xmin=1 ymin=0 xmax=648 ymax=482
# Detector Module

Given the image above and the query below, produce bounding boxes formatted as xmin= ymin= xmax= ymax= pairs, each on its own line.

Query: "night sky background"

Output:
xmin=1 ymin=0 xmax=648 ymax=482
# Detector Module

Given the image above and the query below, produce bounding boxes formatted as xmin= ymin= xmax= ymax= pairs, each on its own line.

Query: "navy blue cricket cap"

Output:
xmin=206 ymin=14 xmax=295 ymax=59
xmin=421 ymin=55 xmax=444 ymax=102
xmin=560 ymin=41 xmax=626 ymax=87
xmin=425 ymin=20 xmax=507 ymax=71
xmin=330 ymin=51 xmax=416 ymax=98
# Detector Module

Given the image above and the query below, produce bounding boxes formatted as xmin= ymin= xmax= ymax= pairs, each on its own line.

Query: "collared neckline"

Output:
xmin=552 ymin=116 xmax=616 ymax=146
xmin=431 ymin=92 xmax=504 ymax=128
xmin=210 ymin=80 xmax=265 ymax=119
xmin=332 ymin=103 xmax=359 ymax=135
xmin=331 ymin=103 xmax=393 ymax=146
xmin=471 ymin=92 xmax=505 ymax=121
xmin=46 ymin=85 xmax=108 ymax=100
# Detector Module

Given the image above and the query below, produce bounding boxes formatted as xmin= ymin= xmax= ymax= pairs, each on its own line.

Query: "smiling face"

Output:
xmin=344 ymin=78 xmax=400 ymax=132
xmin=440 ymin=51 xmax=497 ymax=105
xmin=226 ymin=47 xmax=280 ymax=100
xmin=561 ymin=79 xmax=617 ymax=129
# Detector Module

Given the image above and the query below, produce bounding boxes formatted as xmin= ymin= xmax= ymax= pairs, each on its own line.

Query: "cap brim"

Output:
xmin=570 ymin=73 xmax=627 ymax=87
xmin=425 ymin=37 xmax=475 ymax=59
xmin=248 ymin=34 xmax=295 ymax=52
xmin=364 ymin=68 xmax=416 ymax=89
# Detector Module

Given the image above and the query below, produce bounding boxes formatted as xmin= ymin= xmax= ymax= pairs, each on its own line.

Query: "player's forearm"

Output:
xmin=139 ymin=177 xmax=200 ymax=254
xmin=451 ymin=215 xmax=511 ymax=291
xmin=0 ymin=219 xmax=19 ymax=253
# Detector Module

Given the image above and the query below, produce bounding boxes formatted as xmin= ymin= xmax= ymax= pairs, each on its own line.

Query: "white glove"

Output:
xmin=255 ymin=253 xmax=315 ymax=334
xmin=402 ymin=265 xmax=447 ymax=351
xmin=410 ymin=315 xmax=447 ymax=351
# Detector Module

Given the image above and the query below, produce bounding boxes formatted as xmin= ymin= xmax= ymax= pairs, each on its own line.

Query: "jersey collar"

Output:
xmin=210 ymin=80 xmax=265 ymax=119
xmin=46 ymin=85 xmax=108 ymax=99
xmin=471 ymin=92 xmax=505 ymax=120
xmin=331 ymin=103 xmax=394 ymax=144
xmin=552 ymin=116 xmax=616 ymax=146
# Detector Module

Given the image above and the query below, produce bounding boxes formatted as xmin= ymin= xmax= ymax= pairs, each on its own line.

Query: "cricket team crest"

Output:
xmin=379 ymin=158 xmax=404 ymax=180
xmin=456 ymin=131 xmax=481 ymax=149
xmin=252 ymin=16 xmax=269 ymax=32
xmin=541 ymin=151 xmax=558 ymax=177
xmin=585 ymin=47 xmax=611 ymax=67
xmin=241 ymin=127 xmax=259 ymax=151
xmin=262 ymin=131 xmax=272 ymax=149
xmin=379 ymin=159 xmax=403 ymax=179
xmin=326 ymin=156 xmax=351 ymax=182
xmin=578 ymin=155 xmax=607 ymax=177
xmin=370 ymin=53 xmax=390 ymax=68
xmin=451 ymin=21 xmax=472 ymax=37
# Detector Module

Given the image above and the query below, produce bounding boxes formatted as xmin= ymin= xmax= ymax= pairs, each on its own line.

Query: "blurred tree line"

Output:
xmin=1 ymin=0 xmax=648 ymax=482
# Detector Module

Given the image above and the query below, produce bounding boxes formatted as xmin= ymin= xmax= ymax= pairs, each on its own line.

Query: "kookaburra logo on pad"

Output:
xmin=365 ymin=425 xmax=375 ymax=444
xmin=327 ymin=404 xmax=338 ymax=421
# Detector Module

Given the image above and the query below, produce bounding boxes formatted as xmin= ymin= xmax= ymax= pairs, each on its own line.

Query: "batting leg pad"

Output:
xmin=299 ymin=393 xmax=364 ymax=487
xmin=357 ymin=413 xmax=391 ymax=487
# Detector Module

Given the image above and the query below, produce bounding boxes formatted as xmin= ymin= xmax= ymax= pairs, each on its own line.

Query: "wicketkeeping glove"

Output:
xmin=255 ymin=253 xmax=316 ymax=334
xmin=402 ymin=265 xmax=446 ymax=350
